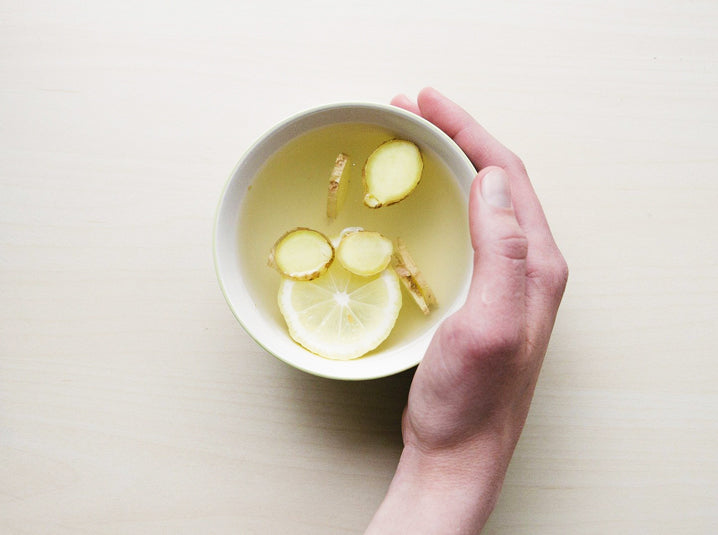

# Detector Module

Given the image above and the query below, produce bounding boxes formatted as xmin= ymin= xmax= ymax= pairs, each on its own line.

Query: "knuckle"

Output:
xmin=546 ymin=251 xmax=569 ymax=291
xmin=530 ymin=251 xmax=569 ymax=298
xmin=507 ymin=153 xmax=528 ymax=176
xmin=554 ymin=255 xmax=570 ymax=289
xmin=493 ymin=233 xmax=529 ymax=261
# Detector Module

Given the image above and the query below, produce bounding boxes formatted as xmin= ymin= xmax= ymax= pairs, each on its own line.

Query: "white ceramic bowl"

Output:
xmin=214 ymin=103 xmax=476 ymax=380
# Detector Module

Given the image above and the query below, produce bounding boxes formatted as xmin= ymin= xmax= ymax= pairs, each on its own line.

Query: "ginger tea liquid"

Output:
xmin=238 ymin=122 xmax=472 ymax=355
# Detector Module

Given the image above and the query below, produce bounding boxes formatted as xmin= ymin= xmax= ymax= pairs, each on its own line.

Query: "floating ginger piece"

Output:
xmin=326 ymin=153 xmax=351 ymax=220
xmin=393 ymin=238 xmax=437 ymax=315
xmin=336 ymin=230 xmax=393 ymax=277
xmin=268 ymin=228 xmax=334 ymax=281
xmin=394 ymin=264 xmax=429 ymax=315
xmin=363 ymin=139 xmax=423 ymax=208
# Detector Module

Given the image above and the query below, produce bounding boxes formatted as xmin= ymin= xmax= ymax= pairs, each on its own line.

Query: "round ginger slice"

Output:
xmin=268 ymin=228 xmax=334 ymax=281
xmin=336 ymin=230 xmax=393 ymax=277
xmin=326 ymin=153 xmax=351 ymax=220
xmin=363 ymin=139 xmax=423 ymax=208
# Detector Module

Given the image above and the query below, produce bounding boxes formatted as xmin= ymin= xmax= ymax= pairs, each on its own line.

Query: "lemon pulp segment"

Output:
xmin=278 ymin=262 xmax=402 ymax=360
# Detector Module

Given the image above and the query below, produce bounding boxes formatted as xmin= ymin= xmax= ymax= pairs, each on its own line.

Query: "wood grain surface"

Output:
xmin=2 ymin=1 xmax=717 ymax=533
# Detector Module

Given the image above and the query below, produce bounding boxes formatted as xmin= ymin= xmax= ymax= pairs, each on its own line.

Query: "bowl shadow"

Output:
xmin=281 ymin=364 xmax=416 ymax=454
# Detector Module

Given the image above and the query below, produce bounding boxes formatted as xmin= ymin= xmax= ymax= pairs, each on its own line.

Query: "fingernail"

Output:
xmin=481 ymin=168 xmax=512 ymax=208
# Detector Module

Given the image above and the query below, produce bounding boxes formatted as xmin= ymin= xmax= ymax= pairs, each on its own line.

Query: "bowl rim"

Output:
xmin=213 ymin=101 xmax=476 ymax=380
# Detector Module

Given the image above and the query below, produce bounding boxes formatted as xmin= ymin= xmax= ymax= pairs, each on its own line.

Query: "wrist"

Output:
xmin=366 ymin=439 xmax=511 ymax=534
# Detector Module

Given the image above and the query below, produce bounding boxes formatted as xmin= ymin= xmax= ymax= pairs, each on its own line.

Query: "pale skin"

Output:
xmin=365 ymin=88 xmax=569 ymax=534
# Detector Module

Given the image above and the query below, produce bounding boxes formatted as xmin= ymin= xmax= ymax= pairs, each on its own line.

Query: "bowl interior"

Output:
xmin=214 ymin=103 xmax=476 ymax=380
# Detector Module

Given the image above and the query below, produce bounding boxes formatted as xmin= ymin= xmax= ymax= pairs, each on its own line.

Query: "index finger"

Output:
xmin=414 ymin=88 xmax=558 ymax=255
xmin=394 ymin=89 xmax=568 ymax=321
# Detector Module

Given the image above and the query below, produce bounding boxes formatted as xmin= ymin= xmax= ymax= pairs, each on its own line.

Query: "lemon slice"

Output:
xmin=278 ymin=261 xmax=402 ymax=360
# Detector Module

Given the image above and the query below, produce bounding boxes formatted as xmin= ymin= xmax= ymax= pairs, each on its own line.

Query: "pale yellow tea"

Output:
xmin=239 ymin=122 xmax=472 ymax=356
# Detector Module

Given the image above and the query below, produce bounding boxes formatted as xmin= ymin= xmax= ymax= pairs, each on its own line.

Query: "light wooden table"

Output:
xmin=2 ymin=1 xmax=716 ymax=533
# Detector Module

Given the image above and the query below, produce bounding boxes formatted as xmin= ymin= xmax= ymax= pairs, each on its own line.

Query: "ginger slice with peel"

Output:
xmin=394 ymin=264 xmax=430 ymax=315
xmin=363 ymin=139 xmax=423 ymax=208
xmin=268 ymin=227 xmax=334 ymax=281
xmin=327 ymin=153 xmax=351 ymax=220
xmin=395 ymin=238 xmax=438 ymax=307
xmin=393 ymin=238 xmax=437 ymax=314
xmin=336 ymin=230 xmax=393 ymax=277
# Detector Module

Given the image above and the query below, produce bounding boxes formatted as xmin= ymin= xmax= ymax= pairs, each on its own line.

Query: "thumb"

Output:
xmin=465 ymin=166 xmax=528 ymax=327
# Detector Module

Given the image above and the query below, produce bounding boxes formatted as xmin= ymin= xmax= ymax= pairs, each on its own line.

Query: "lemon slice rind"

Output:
xmin=278 ymin=262 xmax=402 ymax=360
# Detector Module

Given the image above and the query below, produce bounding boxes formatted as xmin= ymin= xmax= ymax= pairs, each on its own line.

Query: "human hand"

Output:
xmin=366 ymin=88 xmax=568 ymax=534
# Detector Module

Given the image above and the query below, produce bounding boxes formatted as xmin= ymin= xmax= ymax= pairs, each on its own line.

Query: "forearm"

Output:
xmin=365 ymin=440 xmax=511 ymax=534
